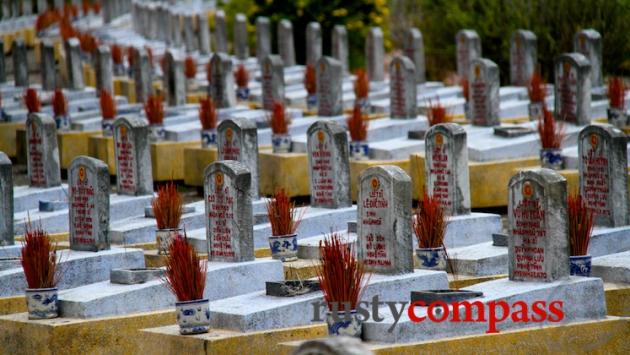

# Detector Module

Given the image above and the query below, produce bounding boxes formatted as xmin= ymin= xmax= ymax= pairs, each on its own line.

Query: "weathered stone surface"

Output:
xmin=260 ymin=55 xmax=284 ymax=110
xmin=294 ymin=337 xmax=374 ymax=355
xmin=510 ymin=30 xmax=537 ymax=86
xmin=456 ymin=29 xmax=481 ymax=78
xmin=209 ymin=53 xmax=237 ymax=108
xmin=358 ymin=165 xmax=413 ymax=274
xmin=214 ymin=10 xmax=228 ymax=53
xmin=574 ymin=29 xmax=602 ymax=87
xmin=425 ymin=123 xmax=470 ymax=215
xmin=217 ymin=118 xmax=259 ymax=198
xmin=277 ymin=19 xmax=296 ymax=67
xmin=331 ymin=25 xmax=349 ymax=73
xmin=306 ymin=121 xmax=351 ymax=209
xmin=366 ymin=27 xmax=385 ymax=82
xmin=316 ymin=56 xmax=343 ymax=116
xmin=68 ymin=156 xmax=110 ymax=252
xmin=12 ymin=39 xmax=28 ymax=87
xmin=110 ymin=268 xmax=164 ymax=285
xmin=183 ymin=14 xmax=196 ymax=53
xmin=234 ymin=13 xmax=249 ymax=60
xmin=306 ymin=22 xmax=322 ymax=66
xmin=95 ymin=45 xmax=113 ymax=95
xmin=162 ymin=49 xmax=186 ymax=107
xmin=389 ymin=56 xmax=417 ymax=119
xmin=403 ymin=28 xmax=426 ymax=84
xmin=113 ymin=116 xmax=153 ymax=196
xmin=508 ymin=169 xmax=569 ymax=282
xmin=197 ymin=13 xmax=211 ymax=55
xmin=578 ymin=125 xmax=628 ymax=227
xmin=0 ymin=152 xmax=13 ymax=246
xmin=592 ymin=250 xmax=630 ymax=283
xmin=25 ymin=113 xmax=61 ymax=187
xmin=255 ymin=16 xmax=271 ymax=62
xmin=554 ymin=53 xmax=591 ymax=125
xmin=65 ymin=38 xmax=84 ymax=90
xmin=40 ymin=39 xmax=56 ymax=91
xmin=204 ymin=160 xmax=254 ymax=262
xmin=469 ymin=58 xmax=500 ymax=126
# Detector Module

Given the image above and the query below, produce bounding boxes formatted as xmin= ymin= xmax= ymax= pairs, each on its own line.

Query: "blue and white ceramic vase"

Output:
xmin=272 ymin=134 xmax=291 ymax=153
xmin=570 ymin=255 xmax=592 ymax=277
xmin=528 ymin=102 xmax=544 ymax=122
xmin=607 ymin=108 xmax=627 ymax=129
xmin=356 ymin=97 xmax=370 ymax=115
xmin=102 ymin=119 xmax=114 ymax=137
xmin=540 ymin=148 xmax=563 ymax=170
xmin=349 ymin=141 xmax=369 ymax=160
xmin=268 ymin=233 xmax=298 ymax=262
xmin=55 ymin=115 xmax=71 ymax=132
xmin=149 ymin=123 xmax=166 ymax=142
xmin=156 ymin=228 xmax=182 ymax=255
xmin=306 ymin=94 xmax=317 ymax=111
xmin=236 ymin=86 xmax=250 ymax=101
xmin=201 ymin=129 xmax=218 ymax=148
xmin=176 ymin=298 xmax=210 ymax=335
xmin=25 ymin=287 xmax=59 ymax=320
xmin=416 ymin=246 xmax=447 ymax=271
xmin=326 ymin=310 xmax=362 ymax=338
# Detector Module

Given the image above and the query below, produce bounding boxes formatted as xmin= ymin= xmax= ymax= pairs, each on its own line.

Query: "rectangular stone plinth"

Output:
xmin=208 ymin=270 xmax=448 ymax=332
xmin=362 ymin=277 xmax=606 ymax=343
xmin=0 ymin=247 xmax=144 ymax=297
xmin=13 ymin=184 xmax=68 ymax=213
xmin=592 ymin=251 xmax=630 ymax=284
xmin=58 ymin=259 xmax=283 ymax=318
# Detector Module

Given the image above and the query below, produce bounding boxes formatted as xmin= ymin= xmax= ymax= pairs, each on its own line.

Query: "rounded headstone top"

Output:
xmin=457 ymin=29 xmax=480 ymax=39
xmin=470 ymin=57 xmax=499 ymax=70
xmin=426 ymin=122 xmax=466 ymax=136
xmin=218 ymin=117 xmax=257 ymax=131
xmin=69 ymin=155 xmax=109 ymax=171
xmin=26 ymin=112 xmax=56 ymax=126
xmin=307 ymin=22 xmax=321 ymax=30
xmin=204 ymin=160 xmax=251 ymax=182
xmin=390 ymin=55 xmax=415 ymax=71
xmin=576 ymin=28 xmax=601 ymax=39
xmin=0 ymin=151 xmax=10 ymax=165
xmin=369 ymin=27 xmax=384 ymax=36
xmin=509 ymin=168 xmax=567 ymax=188
xmin=579 ymin=124 xmax=627 ymax=140
xmin=555 ymin=52 xmax=591 ymax=68
xmin=113 ymin=115 xmax=147 ymax=129
xmin=256 ymin=16 xmax=270 ymax=25
xmin=306 ymin=120 xmax=346 ymax=137
xmin=360 ymin=164 xmax=410 ymax=183
xmin=512 ymin=29 xmax=537 ymax=40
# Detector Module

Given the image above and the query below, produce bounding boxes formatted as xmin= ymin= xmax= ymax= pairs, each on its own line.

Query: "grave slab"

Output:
xmin=13 ymin=184 xmax=69 ymax=213
xmin=592 ymin=250 xmax=630 ymax=284
xmin=57 ymin=259 xmax=283 ymax=318
xmin=0 ymin=247 xmax=144 ymax=297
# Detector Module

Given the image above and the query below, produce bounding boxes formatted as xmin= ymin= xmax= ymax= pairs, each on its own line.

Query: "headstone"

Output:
xmin=25 ymin=113 xmax=61 ymax=188
xmin=65 ymin=38 xmax=84 ymax=90
xmin=425 ymin=123 xmax=470 ymax=216
xmin=0 ymin=152 xmax=13 ymax=246
xmin=162 ymin=49 xmax=186 ymax=106
xmin=574 ymin=29 xmax=602 ymax=87
xmin=509 ymin=30 xmax=537 ymax=87
xmin=214 ymin=10 xmax=228 ymax=53
xmin=365 ymin=27 xmax=385 ymax=82
xmin=113 ymin=116 xmax=153 ymax=196
xmin=255 ymin=17 xmax=271 ymax=63
xmin=95 ymin=45 xmax=114 ymax=95
xmin=316 ymin=56 xmax=343 ymax=117
xmin=508 ymin=169 xmax=569 ymax=281
xmin=277 ymin=19 xmax=296 ymax=67
xmin=217 ymin=118 xmax=259 ymax=198
xmin=403 ymin=28 xmax=426 ymax=84
xmin=469 ymin=58 xmax=500 ymax=126
xmin=331 ymin=25 xmax=349 ymax=73
xmin=204 ymin=160 xmax=254 ymax=262
xmin=554 ymin=53 xmax=591 ymax=125
xmin=12 ymin=39 xmax=28 ymax=87
xmin=183 ymin=14 xmax=196 ymax=53
xmin=306 ymin=121 xmax=352 ymax=209
xmin=170 ymin=11 xmax=182 ymax=47
xmin=40 ymin=39 xmax=56 ymax=91
xmin=209 ymin=53 xmax=236 ymax=108
xmin=197 ymin=13 xmax=211 ymax=55
xmin=389 ymin=56 xmax=417 ymax=119
xmin=358 ymin=165 xmax=414 ymax=274
xmin=456 ymin=30 xmax=481 ymax=78
xmin=133 ymin=47 xmax=153 ymax=104
xmin=69 ymin=156 xmax=110 ymax=252
xmin=306 ymin=22 xmax=322 ymax=66
xmin=234 ymin=13 xmax=249 ymax=60
xmin=578 ymin=125 xmax=628 ymax=227
xmin=0 ymin=39 xmax=5 ymax=83
xmin=261 ymin=55 xmax=285 ymax=111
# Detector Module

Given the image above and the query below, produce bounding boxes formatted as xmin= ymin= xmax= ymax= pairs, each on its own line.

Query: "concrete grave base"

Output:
xmin=0 ymin=247 xmax=144 ymax=297
xmin=57 ymin=259 xmax=283 ymax=318
xmin=13 ymin=184 xmax=69 ymax=213
xmin=592 ymin=250 xmax=630 ymax=283
xmin=13 ymin=194 xmax=154 ymax=234
xmin=441 ymin=213 xmax=502 ymax=248
xmin=448 ymin=225 xmax=630 ymax=276
xmin=362 ymin=276 xmax=606 ymax=343
xmin=208 ymin=270 xmax=448 ymax=332
xmin=0 ymin=245 xmax=22 ymax=259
